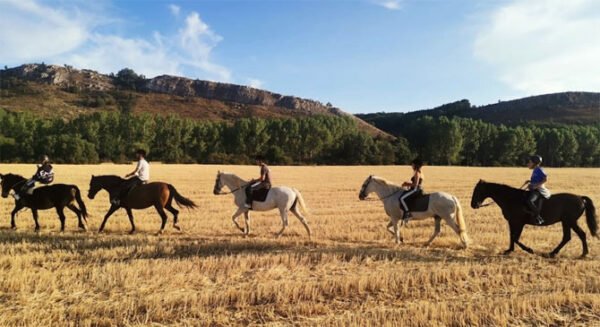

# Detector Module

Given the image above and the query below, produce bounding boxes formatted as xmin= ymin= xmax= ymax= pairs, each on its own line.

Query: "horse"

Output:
xmin=358 ymin=175 xmax=470 ymax=247
xmin=0 ymin=173 xmax=88 ymax=232
xmin=213 ymin=171 xmax=311 ymax=239
xmin=88 ymin=175 xmax=197 ymax=234
xmin=471 ymin=180 xmax=598 ymax=258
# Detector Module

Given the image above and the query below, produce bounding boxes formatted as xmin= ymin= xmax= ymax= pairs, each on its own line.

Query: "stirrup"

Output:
xmin=12 ymin=193 xmax=21 ymax=200
xmin=535 ymin=216 xmax=544 ymax=225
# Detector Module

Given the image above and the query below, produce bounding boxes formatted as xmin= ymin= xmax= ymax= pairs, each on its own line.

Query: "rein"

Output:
xmin=478 ymin=182 xmax=529 ymax=208
xmin=215 ymin=182 xmax=248 ymax=195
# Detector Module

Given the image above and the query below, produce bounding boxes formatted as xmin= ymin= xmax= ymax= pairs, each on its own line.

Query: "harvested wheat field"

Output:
xmin=0 ymin=164 xmax=598 ymax=326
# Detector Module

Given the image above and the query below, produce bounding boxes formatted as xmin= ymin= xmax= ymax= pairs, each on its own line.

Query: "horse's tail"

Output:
xmin=292 ymin=188 xmax=309 ymax=215
xmin=582 ymin=196 xmax=598 ymax=238
xmin=73 ymin=186 xmax=88 ymax=220
xmin=168 ymin=184 xmax=197 ymax=209
xmin=453 ymin=195 xmax=471 ymax=247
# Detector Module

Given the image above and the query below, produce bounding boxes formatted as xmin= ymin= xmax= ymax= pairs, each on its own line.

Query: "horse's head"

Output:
xmin=471 ymin=179 xmax=488 ymax=209
xmin=88 ymin=175 xmax=102 ymax=199
xmin=213 ymin=171 xmax=224 ymax=195
xmin=358 ymin=175 xmax=374 ymax=200
xmin=0 ymin=173 xmax=25 ymax=198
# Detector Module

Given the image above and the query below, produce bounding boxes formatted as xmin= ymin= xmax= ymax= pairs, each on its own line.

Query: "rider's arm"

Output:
xmin=531 ymin=177 xmax=547 ymax=190
xmin=125 ymin=162 xmax=140 ymax=178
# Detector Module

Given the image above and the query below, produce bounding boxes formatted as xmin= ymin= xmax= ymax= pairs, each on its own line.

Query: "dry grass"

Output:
xmin=0 ymin=164 xmax=598 ymax=326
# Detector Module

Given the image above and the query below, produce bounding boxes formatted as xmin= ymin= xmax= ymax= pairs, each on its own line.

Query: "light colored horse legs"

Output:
xmin=231 ymin=207 xmax=246 ymax=233
xmin=244 ymin=212 xmax=250 ymax=235
xmin=276 ymin=208 xmax=289 ymax=238
xmin=425 ymin=216 xmax=442 ymax=246
xmin=290 ymin=205 xmax=311 ymax=239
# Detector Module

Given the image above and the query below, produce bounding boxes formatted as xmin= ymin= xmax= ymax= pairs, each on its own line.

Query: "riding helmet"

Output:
xmin=411 ymin=158 xmax=424 ymax=169
xmin=40 ymin=154 xmax=50 ymax=163
xmin=529 ymin=155 xmax=542 ymax=165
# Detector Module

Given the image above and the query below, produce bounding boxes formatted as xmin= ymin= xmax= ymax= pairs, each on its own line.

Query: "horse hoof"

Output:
xmin=503 ymin=250 xmax=512 ymax=255
xmin=10 ymin=225 xmax=16 ymax=230
xmin=173 ymin=225 xmax=181 ymax=231
xmin=156 ymin=230 xmax=164 ymax=235
xmin=580 ymin=253 xmax=588 ymax=259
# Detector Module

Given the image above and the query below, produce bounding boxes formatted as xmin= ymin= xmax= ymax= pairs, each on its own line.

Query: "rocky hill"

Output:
xmin=0 ymin=63 xmax=387 ymax=136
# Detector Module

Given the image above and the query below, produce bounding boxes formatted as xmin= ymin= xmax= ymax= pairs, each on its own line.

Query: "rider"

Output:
xmin=244 ymin=155 xmax=271 ymax=209
xmin=400 ymin=158 xmax=424 ymax=225
xmin=13 ymin=155 xmax=54 ymax=201
xmin=110 ymin=149 xmax=149 ymax=206
xmin=525 ymin=154 xmax=550 ymax=225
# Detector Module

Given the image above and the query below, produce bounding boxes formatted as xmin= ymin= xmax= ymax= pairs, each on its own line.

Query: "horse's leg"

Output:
xmin=571 ymin=222 xmax=588 ymax=258
xmin=67 ymin=204 xmax=86 ymax=230
xmin=548 ymin=221 xmax=572 ymax=258
xmin=165 ymin=203 xmax=181 ymax=231
xmin=154 ymin=204 xmax=168 ymax=235
xmin=55 ymin=206 xmax=66 ymax=232
xmin=386 ymin=220 xmax=395 ymax=236
xmin=99 ymin=204 xmax=119 ymax=233
xmin=425 ymin=216 xmax=442 ymax=247
xmin=125 ymin=208 xmax=136 ymax=234
xmin=10 ymin=204 xmax=23 ymax=229
xmin=291 ymin=206 xmax=311 ymax=239
xmin=276 ymin=208 xmax=289 ymax=239
xmin=243 ymin=211 xmax=250 ymax=236
xmin=504 ymin=221 xmax=524 ymax=255
xmin=31 ymin=209 xmax=40 ymax=232
xmin=509 ymin=222 xmax=534 ymax=254
xmin=231 ymin=208 xmax=245 ymax=233
xmin=392 ymin=216 xmax=402 ymax=244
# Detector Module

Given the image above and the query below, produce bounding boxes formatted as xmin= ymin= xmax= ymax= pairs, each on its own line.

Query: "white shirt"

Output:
xmin=135 ymin=158 xmax=150 ymax=181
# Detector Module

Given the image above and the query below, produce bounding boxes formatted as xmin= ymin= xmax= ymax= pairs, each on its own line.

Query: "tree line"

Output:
xmin=0 ymin=110 xmax=404 ymax=165
xmin=0 ymin=109 xmax=598 ymax=166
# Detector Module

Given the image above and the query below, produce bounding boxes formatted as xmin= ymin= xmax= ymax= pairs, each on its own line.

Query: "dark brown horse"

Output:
xmin=471 ymin=180 xmax=598 ymax=258
xmin=0 ymin=173 xmax=88 ymax=232
xmin=88 ymin=175 xmax=197 ymax=234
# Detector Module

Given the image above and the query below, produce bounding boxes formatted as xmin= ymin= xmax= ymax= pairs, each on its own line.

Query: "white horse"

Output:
xmin=358 ymin=175 xmax=470 ymax=247
xmin=213 ymin=171 xmax=311 ymax=239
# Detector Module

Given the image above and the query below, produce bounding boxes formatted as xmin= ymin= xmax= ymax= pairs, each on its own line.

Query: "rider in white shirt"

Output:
xmin=110 ymin=149 xmax=149 ymax=206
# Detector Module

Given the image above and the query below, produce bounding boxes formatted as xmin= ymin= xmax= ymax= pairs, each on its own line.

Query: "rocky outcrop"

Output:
xmin=146 ymin=75 xmax=337 ymax=114
xmin=2 ymin=64 xmax=113 ymax=91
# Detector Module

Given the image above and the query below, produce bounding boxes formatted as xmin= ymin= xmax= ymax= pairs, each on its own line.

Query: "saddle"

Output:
xmin=252 ymin=187 xmax=271 ymax=202
xmin=399 ymin=189 xmax=430 ymax=212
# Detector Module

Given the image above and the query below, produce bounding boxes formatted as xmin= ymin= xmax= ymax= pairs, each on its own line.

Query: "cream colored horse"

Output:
xmin=213 ymin=171 xmax=311 ymax=239
xmin=359 ymin=175 xmax=470 ymax=247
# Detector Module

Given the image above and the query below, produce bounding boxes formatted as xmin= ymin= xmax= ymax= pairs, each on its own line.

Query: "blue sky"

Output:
xmin=1 ymin=0 xmax=599 ymax=113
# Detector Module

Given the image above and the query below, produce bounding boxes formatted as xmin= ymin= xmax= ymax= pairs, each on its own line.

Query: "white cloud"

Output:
xmin=374 ymin=1 xmax=402 ymax=10
xmin=0 ymin=0 xmax=89 ymax=63
xmin=247 ymin=78 xmax=264 ymax=89
xmin=0 ymin=0 xmax=231 ymax=82
xmin=169 ymin=4 xmax=180 ymax=16
xmin=474 ymin=0 xmax=600 ymax=94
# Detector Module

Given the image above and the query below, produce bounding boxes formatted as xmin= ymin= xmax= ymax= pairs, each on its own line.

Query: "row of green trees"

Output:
xmin=0 ymin=109 xmax=597 ymax=166
xmin=0 ymin=110 xmax=405 ymax=165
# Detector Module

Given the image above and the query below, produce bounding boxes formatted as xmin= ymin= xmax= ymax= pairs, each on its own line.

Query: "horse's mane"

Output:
xmin=93 ymin=175 xmax=126 ymax=186
xmin=3 ymin=173 xmax=26 ymax=181
xmin=482 ymin=181 xmax=527 ymax=197
xmin=372 ymin=176 xmax=403 ymax=192
xmin=220 ymin=172 xmax=247 ymax=185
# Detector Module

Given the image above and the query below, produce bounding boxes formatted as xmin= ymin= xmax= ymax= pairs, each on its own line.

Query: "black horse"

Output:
xmin=0 ymin=173 xmax=88 ymax=232
xmin=88 ymin=175 xmax=197 ymax=234
xmin=471 ymin=180 xmax=597 ymax=258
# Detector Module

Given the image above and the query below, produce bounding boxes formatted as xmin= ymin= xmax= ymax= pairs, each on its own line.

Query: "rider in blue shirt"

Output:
xmin=526 ymin=155 xmax=550 ymax=225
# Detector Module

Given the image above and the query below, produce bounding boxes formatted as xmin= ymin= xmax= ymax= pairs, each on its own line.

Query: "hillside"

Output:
xmin=357 ymin=92 xmax=600 ymax=136
xmin=0 ymin=63 xmax=387 ymax=137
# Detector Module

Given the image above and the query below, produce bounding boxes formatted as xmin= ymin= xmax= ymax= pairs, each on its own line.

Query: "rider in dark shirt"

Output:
xmin=13 ymin=155 xmax=54 ymax=200
xmin=245 ymin=155 xmax=272 ymax=209
xmin=400 ymin=158 xmax=424 ymax=225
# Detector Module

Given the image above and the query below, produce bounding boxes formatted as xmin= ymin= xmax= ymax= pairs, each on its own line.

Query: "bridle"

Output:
xmin=214 ymin=175 xmax=248 ymax=195
xmin=361 ymin=176 xmax=403 ymax=201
